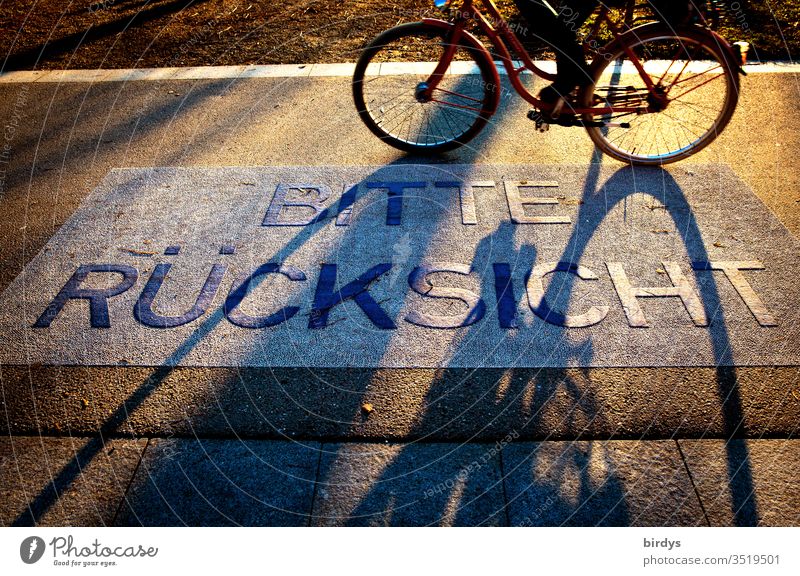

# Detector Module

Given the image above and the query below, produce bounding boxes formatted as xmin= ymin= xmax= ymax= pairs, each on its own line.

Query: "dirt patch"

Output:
xmin=0 ymin=0 xmax=797 ymax=71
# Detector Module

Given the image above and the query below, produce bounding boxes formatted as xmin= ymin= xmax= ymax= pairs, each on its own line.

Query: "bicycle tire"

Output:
xmin=353 ymin=22 xmax=499 ymax=154
xmin=583 ymin=25 xmax=740 ymax=165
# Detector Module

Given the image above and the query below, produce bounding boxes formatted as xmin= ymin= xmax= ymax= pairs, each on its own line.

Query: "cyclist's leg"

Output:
xmin=513 ymin=0 xmax=596 ymax=96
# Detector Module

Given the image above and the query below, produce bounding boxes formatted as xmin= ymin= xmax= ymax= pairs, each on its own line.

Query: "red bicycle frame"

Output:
xmin=420 ymin=0 xmax=663 ymax=116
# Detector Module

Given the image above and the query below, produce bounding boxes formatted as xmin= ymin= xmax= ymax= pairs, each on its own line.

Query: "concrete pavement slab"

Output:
xmin=115 ymin=438 xmax=319 ymax=526
xmin=678 ymin=439 xmax=800 ymax=526
xmin=309 ymin=63 xmax=357 ymax=77
xmin=0 ymin=436 xmax=146 ymax=526
xmin=170 ymin=66 xmax=248 ymax=81
xmin=239 ymin=64 xmax=312 ymax=78
xmin=502 ymin=441 xmax=706 ymax=526
xmin=311 ymin=442 xmax=507 ymax=526
xmin=97 ymin=68 xmax=181 ymax=82
xmin=35 ymin=69 xmax=115 ymax=83
xmin=0 ymin=74 xmax=797 ymax=296
xmin=0 ymin=70 xmax=50 ymax=83
xmin=0 ymin=67 xmax=797 ymax=528
xmin=1 ymin=366 xmax=797 ymax=441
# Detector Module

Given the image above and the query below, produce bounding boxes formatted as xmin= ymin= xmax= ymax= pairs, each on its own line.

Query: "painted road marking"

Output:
xmin=0 ymin=62 xmax=797 ymax=83
xmin=0 ymin=164 xmax=797 ymax=368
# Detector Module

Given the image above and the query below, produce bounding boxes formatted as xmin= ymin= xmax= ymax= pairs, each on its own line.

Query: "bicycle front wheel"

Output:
xmin=353 ymin=22 xmax=499 ymax=154
xmin=585 ymin=26 xmax=740 ymax=165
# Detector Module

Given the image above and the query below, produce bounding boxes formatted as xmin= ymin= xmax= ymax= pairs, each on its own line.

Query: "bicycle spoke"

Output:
xmin=438 ymin=105 xmax=461 ymax=141
xmin=586 ymin=29 xmax=737 ymax=164
xmin=375 ymin=97 xmax=415 ymax=125
xmin=379 ymin=102 xmax=416 ymax=133
xmin=353 ymin=23 xmax=493 ymax=151
xmin=670 ymin=72 xmax=725 ymax=100
xmin=669 ymin=64 xmax=724 ymax=87
xmin=383 ymin=103 xmax=417 ymax=137
xmin=669 ymin=98 xmax=719 ymax=124
xmin=432 ymin=86 xmax=485 ymax=104
xmin=371 ymin=88 xmax=419 ymax=118
xmin=661 ymin=53 xmax=691 ymax=87
xmin=429 ymin=98 xmax=485 ymax=113
xmin=660 ymin=109 xmax=707 ymax=139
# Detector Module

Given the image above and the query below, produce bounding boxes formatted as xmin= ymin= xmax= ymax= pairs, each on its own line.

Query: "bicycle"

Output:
xmin=352 ymin=0 xmax=744 ymax=165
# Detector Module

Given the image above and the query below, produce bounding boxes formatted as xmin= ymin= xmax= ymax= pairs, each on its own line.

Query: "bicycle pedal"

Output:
xmin=527 ymin=109 xmax=550 ymax=132
xmin=528 ymin=109 xmax=577 ymax=128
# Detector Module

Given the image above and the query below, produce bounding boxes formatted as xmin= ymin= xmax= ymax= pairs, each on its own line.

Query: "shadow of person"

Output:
xmin=13 ymin=66 xmax=524 ymax=526
xmin=541 ymin=162 xmax=759 ymax=526
xmin=329 ymin=213 xmax=628 ymax=526
xmin=325 ymin=160 xmax=761 ymax=527
xmin=13 ymin=156 xmax=458 ymax=526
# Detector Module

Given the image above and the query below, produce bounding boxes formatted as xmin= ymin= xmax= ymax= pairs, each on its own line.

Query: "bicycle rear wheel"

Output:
xmin=353 ymin=22 xmax=499 ymax=154
xmin=584 ymin=25 xmax=740 ymax=165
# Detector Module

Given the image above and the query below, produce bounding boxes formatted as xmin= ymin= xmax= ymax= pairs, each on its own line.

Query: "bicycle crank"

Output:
xmin=527 ymin=110 xmax=631 ymax=131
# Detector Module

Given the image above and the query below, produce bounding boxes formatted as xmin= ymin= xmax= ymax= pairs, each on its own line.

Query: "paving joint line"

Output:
xmin=675 ymin=439 xmax=712 ymax=527
xmin=306 ymin=445 xmax=325 ymax=527
xmin=498 ymin=449 xmax=512 ymax=527
xmin=110 ymin=436 xmax=150 ymax=526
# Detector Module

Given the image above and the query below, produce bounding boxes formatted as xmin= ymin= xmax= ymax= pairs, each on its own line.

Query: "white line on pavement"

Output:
xmin=0 ymin=61 xmax=797 ymax=83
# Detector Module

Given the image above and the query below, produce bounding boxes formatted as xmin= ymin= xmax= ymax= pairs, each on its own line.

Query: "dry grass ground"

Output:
xmin=0 ymin=0 xmax=797 ymax=71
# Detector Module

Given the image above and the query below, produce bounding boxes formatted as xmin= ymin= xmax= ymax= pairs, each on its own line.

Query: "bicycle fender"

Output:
xmin=594 ymin=23 xmax=742 ymax=77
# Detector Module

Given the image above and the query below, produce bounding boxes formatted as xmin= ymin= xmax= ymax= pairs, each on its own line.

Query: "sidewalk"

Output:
xmin=2 ymin=435 xmax=797 ymax=527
